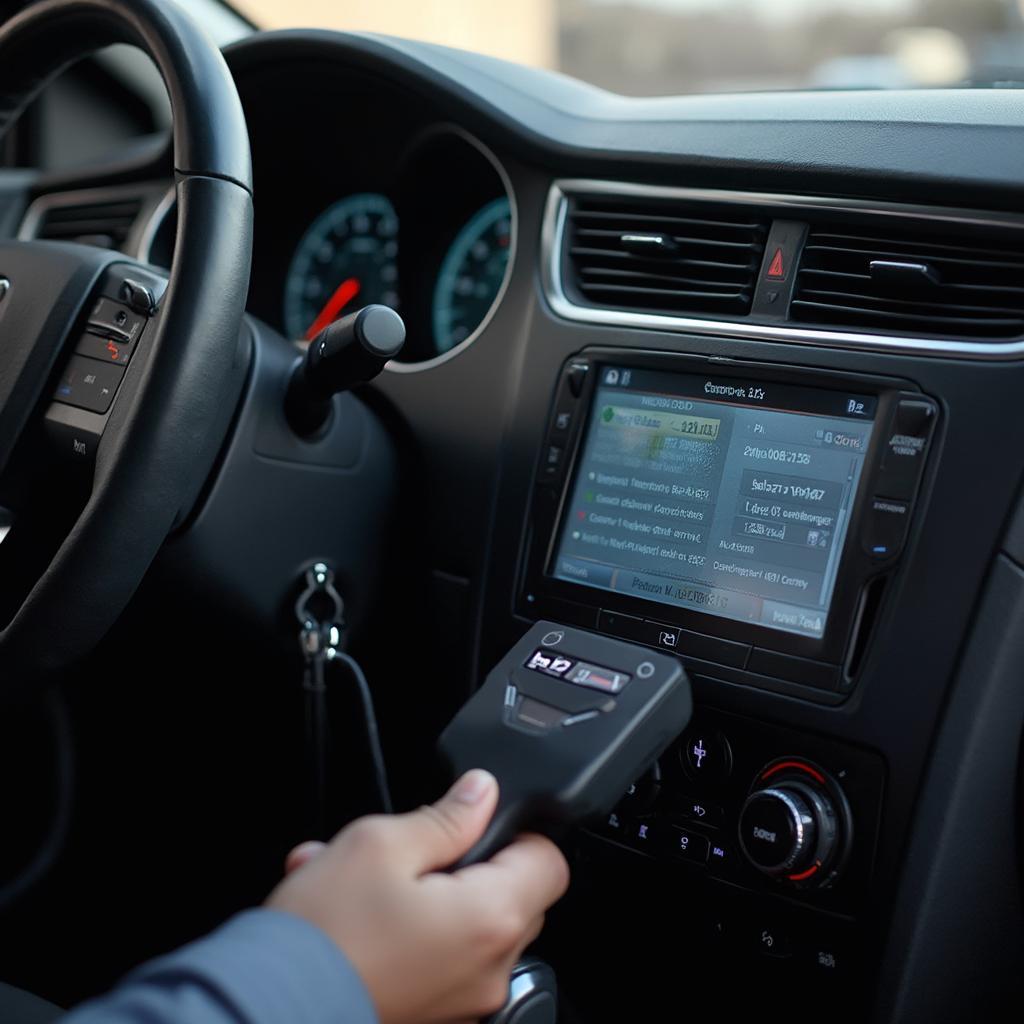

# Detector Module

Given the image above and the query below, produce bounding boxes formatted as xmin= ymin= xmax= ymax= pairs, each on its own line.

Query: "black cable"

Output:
xmin=303 ymin=655 xmax=330 ymax=839
xmin=330 ymin=650 xmax=393 ymax=815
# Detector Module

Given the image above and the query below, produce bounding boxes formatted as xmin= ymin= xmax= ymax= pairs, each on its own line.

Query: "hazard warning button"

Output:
xmin=751 ymin=220 xmax=808 ymax=319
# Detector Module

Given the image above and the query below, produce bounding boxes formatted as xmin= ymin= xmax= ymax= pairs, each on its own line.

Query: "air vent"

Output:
xmin=792 ymin=223 xmax=1024 ymax=339
xmin=563 ymin=194 xmax=769 ymax=319
xmin=32 ymin=195 xmax=143 ymax=250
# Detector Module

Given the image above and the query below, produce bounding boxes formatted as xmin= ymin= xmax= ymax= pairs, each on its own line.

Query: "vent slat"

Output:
xmin=800 ymin=288 xmax=1024 ymax=318
xmin=799 ymin=267 xmax=1024 ymax=297
xmin=569 ymin=246 xmax=754 ymax=275
xmin=793 ymin=222 xmax=1024 ymax=340
xmin=579 ymin=266 xmax=751 ymax=291
xmin=791 ymin=299 xmax=1024 ymax=332
xmin=564 ymin=194 xmax=768 ymax=319
xmin=574 ymin=227 xmax=762 ymax=253
xmin=34 ymin=197 xmax=142 ymax=251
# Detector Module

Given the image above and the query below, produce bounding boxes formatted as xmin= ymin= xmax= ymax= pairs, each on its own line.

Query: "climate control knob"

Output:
xmin=738 ymin=775 xmax=843 ymax=887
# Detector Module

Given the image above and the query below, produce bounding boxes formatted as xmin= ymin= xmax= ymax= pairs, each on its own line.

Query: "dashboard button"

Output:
xmin=752 ymin=923 xmax=793 ymax=959
xmin=647 ymin=620 xmax=681 ymax=652
xmin=862 ymin=496 xmax=911 ymax=560
xmin=566 ymin=360 xmax=590 ymax=397
xmin=663 ymin=826 xmax=709 ymax=866
xmin=53 ymin=355 xmax=124 ymax=414
xmin=599 ymin=810 xmax=629 ymax=840
xmin=548 ymin=405 xmax=575 ymax=441
xmin=706 ymin=840 xmax=735 ymax=876
xmin=678 ymin=796 xmax=724 ymax=826
xmin=875 ymin=398 xmax=936 ymax=500
xmin=803 ymin=938 xmax=848 ymax=976
xmin=681 ymin=727 xmax=733 ymax=784
xmin=624 ymin=817 xmax=661 ymax=853
xmin=538 ymin=444 xmax=564 ymax=481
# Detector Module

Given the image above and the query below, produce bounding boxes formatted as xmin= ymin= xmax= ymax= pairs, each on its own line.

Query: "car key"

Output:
xmin=438 ymin=620 xmax=692 ymax=869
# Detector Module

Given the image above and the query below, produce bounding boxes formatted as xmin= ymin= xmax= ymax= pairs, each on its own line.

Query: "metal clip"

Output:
xmin=296 ymin=562 xmax=345 ymax=667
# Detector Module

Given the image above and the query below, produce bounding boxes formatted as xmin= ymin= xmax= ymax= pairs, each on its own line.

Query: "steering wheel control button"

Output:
xmin=664 ymin=826 xmax=709 ymax=866
xmin=120 ymin=278 xmax=157 ymax=316
xmin=75 ymin=332 xmax=135 ymax=365
xmin=88 ymin=298 xmax=146 ymax=345
xmin=863 ymin=496 xmax=911 ymax=560
xmin=681 ymin=727 xmax=733 ymax=784
xmin=54 ymin=356 xmax=125 ymax=414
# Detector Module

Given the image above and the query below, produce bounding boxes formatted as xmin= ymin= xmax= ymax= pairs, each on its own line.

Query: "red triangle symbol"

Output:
xmin=767 ymin=248 xmax=785 ymax=278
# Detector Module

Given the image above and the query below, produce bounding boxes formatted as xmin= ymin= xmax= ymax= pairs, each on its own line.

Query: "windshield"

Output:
xmin=231 ymin=0 xmax=1024 ymax=94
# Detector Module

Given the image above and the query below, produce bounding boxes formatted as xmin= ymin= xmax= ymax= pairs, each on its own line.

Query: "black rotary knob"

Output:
xmin=738 ymin=780 xmax=838 ymax=882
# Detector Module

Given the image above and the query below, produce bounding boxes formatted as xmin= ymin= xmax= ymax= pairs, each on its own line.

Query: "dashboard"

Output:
xmin=142 ymin=103 xmax=512 ymax=363
xmin=6 ymin=24 xmax=1024 ymax=1024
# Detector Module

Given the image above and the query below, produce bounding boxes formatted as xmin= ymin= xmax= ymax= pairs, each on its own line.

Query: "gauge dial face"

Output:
xmin=432 ymin=196 xmax=512 ymax=354
xmin=283 ymin=193 xmax=399 ymax=341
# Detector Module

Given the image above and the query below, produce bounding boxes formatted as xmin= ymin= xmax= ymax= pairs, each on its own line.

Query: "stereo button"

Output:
xmin=538 ymin=444 xmax=564 ymax=481
xmin=681 ymin=727 xmax=733 ymax=783
xmin=862 ymin=496 xmax=911 ymax=560
xmin=875 ymin=398 xmax=936 ymax=500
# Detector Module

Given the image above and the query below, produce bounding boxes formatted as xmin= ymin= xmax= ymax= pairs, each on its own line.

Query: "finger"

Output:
xmin=465 ymin=833 xmax=570 ymax=915
xmin=388 ymin=769 xmax=499 ymax=874
xmin=284 ymin=841 xmax=327 ymax=875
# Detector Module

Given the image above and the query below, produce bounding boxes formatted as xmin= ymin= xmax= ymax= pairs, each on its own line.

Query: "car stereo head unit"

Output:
xmin=519 ymin=349 xmax=938 ymax=700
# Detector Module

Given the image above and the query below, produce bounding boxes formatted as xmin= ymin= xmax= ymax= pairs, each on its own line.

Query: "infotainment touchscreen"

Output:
xmin=551 ymin=367 xmax=877 ymax=639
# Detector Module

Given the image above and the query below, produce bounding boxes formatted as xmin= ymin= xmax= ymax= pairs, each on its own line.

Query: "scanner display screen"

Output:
xmin=551 ymin=367 xmax=876 ymax=639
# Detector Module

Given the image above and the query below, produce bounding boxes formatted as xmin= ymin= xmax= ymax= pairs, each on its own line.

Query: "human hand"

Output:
xmin=267 ymin=770 xmax=569 ymax=1024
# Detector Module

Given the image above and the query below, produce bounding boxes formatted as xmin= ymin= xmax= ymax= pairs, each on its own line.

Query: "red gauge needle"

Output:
xmin=305 ymin=277 xmax=361 ymax=340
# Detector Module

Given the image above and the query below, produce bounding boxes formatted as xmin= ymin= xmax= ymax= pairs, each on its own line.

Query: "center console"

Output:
xmin=520 ymin=350 xmax=937 ymax=702
xmin=512 ymin=349 xmax=940 ymax=1010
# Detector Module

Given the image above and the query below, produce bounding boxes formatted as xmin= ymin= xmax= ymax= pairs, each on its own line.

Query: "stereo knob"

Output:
xmin=738 ymin=779 xmax=839 ymax=885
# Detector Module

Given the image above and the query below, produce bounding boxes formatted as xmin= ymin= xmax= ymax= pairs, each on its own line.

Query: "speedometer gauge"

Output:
xmin=432 ymin=196 xmax=512 ymax=354
xmin=284 ymin=193 xmax=399 ymax=341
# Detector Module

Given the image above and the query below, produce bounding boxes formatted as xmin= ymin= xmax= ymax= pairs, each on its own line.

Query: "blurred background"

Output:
xmin=233 ymin=0 xmax=1024 ymax=94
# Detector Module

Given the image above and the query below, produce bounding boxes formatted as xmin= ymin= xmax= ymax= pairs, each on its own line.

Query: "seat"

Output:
xmin=0 ymin=981 xmax=63 ymax=1023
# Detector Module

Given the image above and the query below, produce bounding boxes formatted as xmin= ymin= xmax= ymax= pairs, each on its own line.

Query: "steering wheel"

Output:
xmin=0 ymin=0 xmax=253 ymax=687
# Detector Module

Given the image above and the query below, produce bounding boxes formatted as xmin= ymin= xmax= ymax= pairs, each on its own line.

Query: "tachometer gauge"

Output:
xmin=284 ymin=193 xmax=399 ymax=341
xmin=432 ymin=196 xmax=512 ymax=354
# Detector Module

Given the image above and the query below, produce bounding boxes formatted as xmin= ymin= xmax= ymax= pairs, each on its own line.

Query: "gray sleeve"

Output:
xmin=63 ymin=908 xmax=378 ymax=1024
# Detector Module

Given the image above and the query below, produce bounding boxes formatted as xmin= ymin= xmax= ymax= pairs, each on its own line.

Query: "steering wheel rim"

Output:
xmin=0 ymin=0 xmax=253 ymax=687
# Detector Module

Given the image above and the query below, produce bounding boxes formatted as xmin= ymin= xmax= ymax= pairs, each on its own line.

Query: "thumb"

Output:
xmin=394 ymin=769 xmax=499 ymax=874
